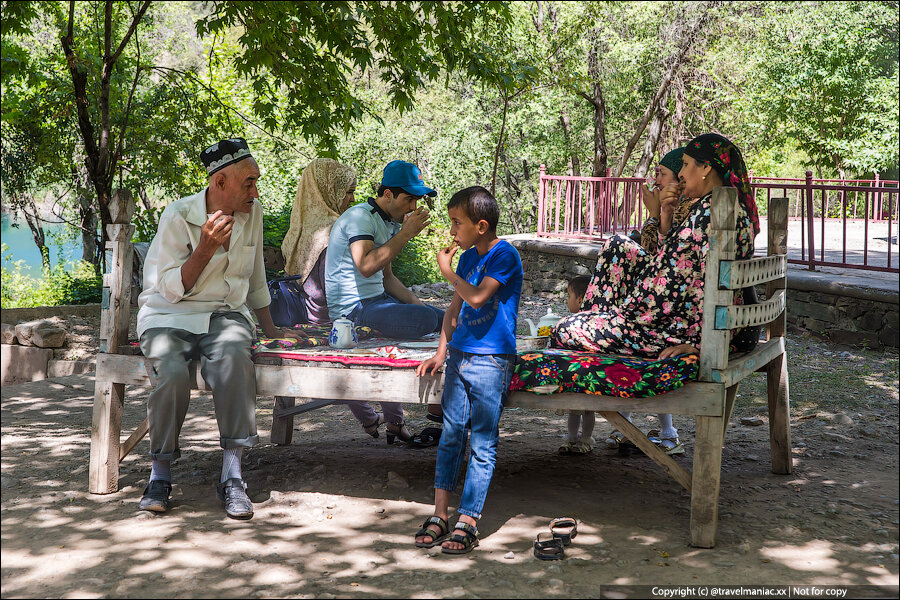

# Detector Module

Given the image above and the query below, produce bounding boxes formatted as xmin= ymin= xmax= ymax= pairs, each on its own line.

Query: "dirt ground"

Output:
xmin=2 ymin=288 xmax=899 ymax=598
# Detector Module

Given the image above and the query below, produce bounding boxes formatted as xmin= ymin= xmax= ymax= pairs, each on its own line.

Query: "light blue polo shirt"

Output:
xmin=325 ymin=198 xmax=402 ymax=320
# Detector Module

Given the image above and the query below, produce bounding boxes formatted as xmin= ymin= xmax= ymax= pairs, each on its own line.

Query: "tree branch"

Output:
xmin=109 ymin=0 xmax=152 ymax=65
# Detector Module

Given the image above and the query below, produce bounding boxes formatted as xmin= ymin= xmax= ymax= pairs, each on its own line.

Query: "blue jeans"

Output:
xmin=347 ymin=293 xmax=444 ymax=340
xmin=434 ymin=348 xmax=515 ymax=520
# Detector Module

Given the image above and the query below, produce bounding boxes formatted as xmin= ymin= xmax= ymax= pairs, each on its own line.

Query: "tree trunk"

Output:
xmin=634 ymin=86 xmax=670 ymax=178
xmin=20 ymin=197 xmax=50 ymax=272
xmin=533 ymin=2 xmax=581 ymax=177
xmin=79 ymin=192 xmax=98 ymax=266
xmin=587 ymin=38 xmax=608 ymax=178
xmin=612 ymin=8 xmax=712 ymax=177
xmin=490 ymin=91 xmax=510 ymax=196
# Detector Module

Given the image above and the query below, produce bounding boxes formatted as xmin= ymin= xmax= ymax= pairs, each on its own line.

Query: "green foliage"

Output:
xmin=392 ymin=227 xmax=451 ymax=287
xmin=196 ymin=1 xmax=514 ymax=153
xmin=1 ymin=244 xmax=102 ymax=308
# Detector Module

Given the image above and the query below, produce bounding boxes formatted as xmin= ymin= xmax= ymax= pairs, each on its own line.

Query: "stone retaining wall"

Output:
xmin=508 ymin=237 xmax=900 ymax=349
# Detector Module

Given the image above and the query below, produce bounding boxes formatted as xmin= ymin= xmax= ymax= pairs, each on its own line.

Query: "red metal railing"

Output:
xmin=537 ymin=165 xmax=899 ymax=273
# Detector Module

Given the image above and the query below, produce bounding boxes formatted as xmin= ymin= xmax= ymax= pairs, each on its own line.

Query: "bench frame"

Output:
xmin=89 ymin=187 xmax=790 ymax=548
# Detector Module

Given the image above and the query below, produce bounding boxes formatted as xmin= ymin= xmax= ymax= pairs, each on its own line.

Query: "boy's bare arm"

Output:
xmin=416 ymin=293 xmax=462 ymax=376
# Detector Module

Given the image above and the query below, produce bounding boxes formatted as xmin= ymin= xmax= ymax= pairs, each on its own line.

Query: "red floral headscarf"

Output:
xmin=684 ymin=133 xmax=759 ymax=235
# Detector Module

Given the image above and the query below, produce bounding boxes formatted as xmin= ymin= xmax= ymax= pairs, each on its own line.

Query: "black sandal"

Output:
xmin=362 ymin=413 xmax=384 ymax=439
xmin=534 ymin=532 xmax=564 ymax=560
xmin=441 ymin=522 xmax=479 ymax=555
xmin=415 ymin=516 xmax=451 ymax=548
xmin=386 ymin=421 xmax=413 ymax=445
xmin=550 ymin=517 xmax=577 ymax=546
xmin=407 ymin=427 xmax=442 ymax=449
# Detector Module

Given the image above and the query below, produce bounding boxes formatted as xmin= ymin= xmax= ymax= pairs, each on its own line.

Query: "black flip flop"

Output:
xmin=534 ymin=532 xmax=564 ymax=560
xmin=407 ymin=427 xmax=442 ymax=449
xmin=550 ymin=517 xmax=578 ymax=546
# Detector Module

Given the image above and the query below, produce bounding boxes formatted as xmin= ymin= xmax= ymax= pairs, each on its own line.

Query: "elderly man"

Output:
xmin=136 ymin=138 xmax=292 ymax=519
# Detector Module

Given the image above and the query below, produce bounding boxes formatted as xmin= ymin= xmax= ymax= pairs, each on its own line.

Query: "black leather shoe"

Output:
xmin=139 ymin=480 xmax=172 ymax=513
xmin=217 ymin=478 xmax=253 ymax=520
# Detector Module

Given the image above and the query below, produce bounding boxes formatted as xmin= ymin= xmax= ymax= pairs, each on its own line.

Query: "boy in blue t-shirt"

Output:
xmin=414 ymin=186 xmax=523 ymax=555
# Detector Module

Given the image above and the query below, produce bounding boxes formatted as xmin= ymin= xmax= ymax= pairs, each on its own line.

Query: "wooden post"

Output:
xmin=690 ymin=411 xmax=726 ymax=548
xmin=271 ymin=396 xmax=296 ymax=445
xmin=90 ymin=190 xmax=135 ymax=494
xmin=766 ymin=197 xmax=791 ymax=474
xmin=699 ymin=187 xmax=738 ymax=382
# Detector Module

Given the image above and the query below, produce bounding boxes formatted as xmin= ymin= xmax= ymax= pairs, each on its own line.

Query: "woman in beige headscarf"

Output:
xmin=280 ymin=158 xmax=357 ymax=324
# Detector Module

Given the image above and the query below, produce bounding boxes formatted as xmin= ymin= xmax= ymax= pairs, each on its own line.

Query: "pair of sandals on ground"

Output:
xmin=559 ymin=429 xmax=684 ymax=455
xmin=415 ymin=516 xmax=578 ymax=557
xmin=604 ymin=428 xmax=685 ymax=455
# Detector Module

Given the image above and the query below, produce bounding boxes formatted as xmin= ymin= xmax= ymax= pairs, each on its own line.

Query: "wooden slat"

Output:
xmin=767 ymin=198 xmax=789 ymax=341
xmin=119 ymin=417 xmax=149 ymax=460
xmin=711 ymin=338 xmax=785 ymax=387
xmin=507 ymin=383 xmax=725 ymax=416
xmin=715 ymin=288 xmax=785 ymax=330
xmin=722 ymin=384 xmax=739 ymax=438
xmin=98 ymin=353 xmax=725 ymax=416
xmin=270 ymin=396 xmax=296 ymax=445
xmin=96 ymin=355 xmax=443 ymax=404
xmin=699 ymin=187 xmax=739 ymax=381
xmin=718 ymin=255 xmax=786 ymax=289
xmin=601 ymin=411 xmax=693 ymax=492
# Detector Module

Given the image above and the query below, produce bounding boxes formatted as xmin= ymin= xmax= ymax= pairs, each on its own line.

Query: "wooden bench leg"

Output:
xmin=89 ymin=381 xmax=124 ymax=494
xmin=271 ymin=396 xmax=295 ymax=445
xmin=690 ymin=414 xmax=725 ymax=548
xmin=767 ymin=352 xmax=792 ymax=474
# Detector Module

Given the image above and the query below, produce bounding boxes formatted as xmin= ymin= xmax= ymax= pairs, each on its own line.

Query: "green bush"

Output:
xmin=1 ymin=244 xmax=103 ymax=308
xmin=393 ymin=226 xmax=453 ymax=286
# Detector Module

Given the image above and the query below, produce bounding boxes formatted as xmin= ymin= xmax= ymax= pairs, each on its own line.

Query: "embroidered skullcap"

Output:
xmin=201 ymin=138 xmax=253 ymax=176
xmin=684 ymin=133 xmax=759 ymax=235
xmin=659 ymin=147 xmax=685 ymax=175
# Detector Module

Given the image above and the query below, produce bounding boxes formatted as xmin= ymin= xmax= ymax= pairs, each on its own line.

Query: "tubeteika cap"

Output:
xmin=201 ymin=138 xmax=253 ymax=176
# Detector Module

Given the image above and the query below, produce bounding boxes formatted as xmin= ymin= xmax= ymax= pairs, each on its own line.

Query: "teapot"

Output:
xmin=525 ymin=308 xmax=563 ymax=337
xmin=329 ymin=317 xmax=358 ymax=349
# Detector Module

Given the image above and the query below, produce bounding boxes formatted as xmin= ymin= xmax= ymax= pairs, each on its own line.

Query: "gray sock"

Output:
xmin=221 ymin=448 xmax=243 ymax=483
xmin=150 ymin=459 xmax=171 ymax=483
xmin=659 ymin=414 xmax=677 ymax=440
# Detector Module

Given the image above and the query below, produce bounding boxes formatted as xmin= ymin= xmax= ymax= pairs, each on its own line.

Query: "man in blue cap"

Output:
xmin=324 ymin=160 xmax=445 ymax=442
xmin=325 ymin=160 xmax=443 ymax=338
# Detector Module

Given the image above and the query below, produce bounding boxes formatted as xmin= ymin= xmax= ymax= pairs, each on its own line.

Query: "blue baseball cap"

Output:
xmin=381 ymin=160 xmax=437 ymax=197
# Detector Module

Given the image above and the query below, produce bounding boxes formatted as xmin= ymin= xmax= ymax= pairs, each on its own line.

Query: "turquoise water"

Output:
xmin=1 ymin=212 xmax=86 ymax=276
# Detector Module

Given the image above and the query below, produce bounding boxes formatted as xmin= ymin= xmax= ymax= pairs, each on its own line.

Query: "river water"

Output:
xmin=0 ymin=211 xmax=85 ymax=276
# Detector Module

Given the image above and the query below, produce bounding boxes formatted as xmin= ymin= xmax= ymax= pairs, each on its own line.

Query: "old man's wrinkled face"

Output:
xmin=219 ymin=159 xmax=261 ymax=214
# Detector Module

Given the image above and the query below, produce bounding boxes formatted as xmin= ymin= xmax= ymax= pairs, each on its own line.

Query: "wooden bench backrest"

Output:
xmin=699 ymin=187 xmax=788 ymax=382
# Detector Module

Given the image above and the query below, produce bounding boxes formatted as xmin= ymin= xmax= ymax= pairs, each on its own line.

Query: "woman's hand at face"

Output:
xmin=642 ymin=184 xmax=661 ymax=218
xmin=659 ymin=183 xmax=681 ymax=213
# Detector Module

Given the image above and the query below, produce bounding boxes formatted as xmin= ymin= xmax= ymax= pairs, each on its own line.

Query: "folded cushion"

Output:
xmin=510 ymin=349 xmax=698 ymax=398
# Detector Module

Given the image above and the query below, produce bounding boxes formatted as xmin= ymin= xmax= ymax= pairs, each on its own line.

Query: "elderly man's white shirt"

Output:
xmin=137 ymin=187 xmax=270 ymax=336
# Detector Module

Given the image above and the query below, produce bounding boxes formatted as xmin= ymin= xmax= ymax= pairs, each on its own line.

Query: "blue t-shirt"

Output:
xmin=449 ymin=240 xmax=523 ymax=355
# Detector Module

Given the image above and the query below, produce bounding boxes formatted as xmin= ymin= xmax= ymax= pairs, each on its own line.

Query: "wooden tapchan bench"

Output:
xmin=89 ymin=187 xmax=790 ymax=548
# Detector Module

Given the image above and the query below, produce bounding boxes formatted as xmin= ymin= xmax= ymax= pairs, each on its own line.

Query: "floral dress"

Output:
xmin=551 ymin=193 xmax=754 ymax=357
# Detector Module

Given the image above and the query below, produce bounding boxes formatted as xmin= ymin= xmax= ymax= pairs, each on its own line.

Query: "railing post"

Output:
xmin=804 ymin=170 xmax=816 ymax=270
xmin=538 ymin=164 xmax=546 ymax=236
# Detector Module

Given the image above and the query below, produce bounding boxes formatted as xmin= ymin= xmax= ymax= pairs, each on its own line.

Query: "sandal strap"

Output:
xmin=550 ymin=517 xmax=577 ymax=532
xmin=451 ymin=521 xmax=478 ymax=540
xmin=416 ymin=516 xmax=449 ymax=539
xmin=534 ymin=533 xmax=564 ymax=550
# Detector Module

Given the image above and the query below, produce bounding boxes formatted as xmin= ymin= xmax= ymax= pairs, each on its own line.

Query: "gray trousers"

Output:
xmin=140 ymin=312 xmax=259 ymax=461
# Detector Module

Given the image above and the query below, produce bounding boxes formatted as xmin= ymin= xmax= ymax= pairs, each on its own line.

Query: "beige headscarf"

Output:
xmin=281 ymin=158 xmax=357 ymax=281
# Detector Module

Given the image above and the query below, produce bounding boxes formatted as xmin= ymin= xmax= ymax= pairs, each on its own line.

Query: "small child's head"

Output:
xmin=446 ymin=186 xmax=499 ymax=249
xmin=566 ymin=276 xmax=590 ymax=313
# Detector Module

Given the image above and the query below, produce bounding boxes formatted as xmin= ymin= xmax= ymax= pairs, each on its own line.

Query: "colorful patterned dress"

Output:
xmin=551 ymin=193 xmax=754 ymax=357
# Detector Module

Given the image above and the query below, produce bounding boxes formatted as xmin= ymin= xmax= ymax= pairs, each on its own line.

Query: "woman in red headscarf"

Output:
xmin=551 ymin=133 xmax=758 ymax=359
